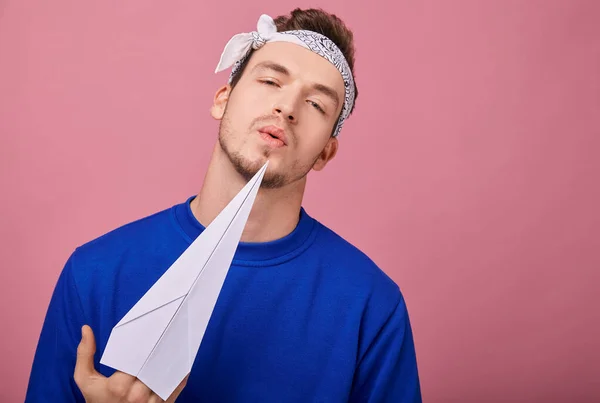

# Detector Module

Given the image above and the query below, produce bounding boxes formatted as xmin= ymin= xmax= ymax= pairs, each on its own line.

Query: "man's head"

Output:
xmin=210 ymin=8 xmax=358 ymax=189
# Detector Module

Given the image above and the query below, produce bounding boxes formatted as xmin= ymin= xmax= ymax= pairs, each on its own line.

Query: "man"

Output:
xmin=26 ymin=8 xmax=422 ymax=402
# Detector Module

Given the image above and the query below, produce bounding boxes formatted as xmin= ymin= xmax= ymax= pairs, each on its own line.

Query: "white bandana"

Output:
xmin=215 ymin=14 xmax=356 ymax=137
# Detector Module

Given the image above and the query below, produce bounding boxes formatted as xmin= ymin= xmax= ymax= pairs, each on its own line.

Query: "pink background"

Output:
xmin=1 ymin=0 xmax=599 ymax=401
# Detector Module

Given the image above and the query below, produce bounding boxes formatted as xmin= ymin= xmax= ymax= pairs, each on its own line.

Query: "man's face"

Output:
xmin=211 ymin=42 xmax=345 ymax=188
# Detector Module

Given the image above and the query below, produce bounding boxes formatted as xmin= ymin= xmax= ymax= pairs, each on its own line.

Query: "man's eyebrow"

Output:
xmin=251 ymin=61 xmax=290 ymax=76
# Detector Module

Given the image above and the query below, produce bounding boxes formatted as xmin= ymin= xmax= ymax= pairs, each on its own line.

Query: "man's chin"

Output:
xmin=227 ymin=153 xmax=283 ymax=188
xmin=219 ymin=137 xmax=306 ymax=189
xmin=235 ymin=156 xmax=268 ymax=178
xmin=228 ymin=154 xmax=269 ymax=182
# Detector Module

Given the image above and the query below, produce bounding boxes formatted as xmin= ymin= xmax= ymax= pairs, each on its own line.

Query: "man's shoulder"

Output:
xmin=78 ymin=205 xmax=175 ymax=252
xmin=68 ymin=201 xmax=185 ymax=278
xmin=62 ymin=201 xmax=189 ymax=301
xmin=312 ymin=218 xmax=401 ymax=299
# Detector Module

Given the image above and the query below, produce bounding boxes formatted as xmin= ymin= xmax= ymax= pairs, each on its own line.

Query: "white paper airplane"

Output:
xmin=100 ymin=161 xmax=269 ymax=400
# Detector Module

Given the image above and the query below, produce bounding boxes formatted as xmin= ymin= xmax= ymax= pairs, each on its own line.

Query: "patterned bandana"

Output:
xmin=214 ymin=14 xmax=356 ymax=137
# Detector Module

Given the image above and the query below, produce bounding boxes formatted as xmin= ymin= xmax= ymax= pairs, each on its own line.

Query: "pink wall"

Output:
xmin=1 ymin=1 xmax=599 ymax=401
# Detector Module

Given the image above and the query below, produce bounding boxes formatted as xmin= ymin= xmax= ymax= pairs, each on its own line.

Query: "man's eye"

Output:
xmin=261 ymin=79 xmax=279 ymax=87
xmin=308 ymin=101 xmax=325 ymax=114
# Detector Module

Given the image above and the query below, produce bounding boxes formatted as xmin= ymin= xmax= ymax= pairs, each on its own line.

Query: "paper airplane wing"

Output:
xmin=100 ymin=161 xmax=268 ymax=400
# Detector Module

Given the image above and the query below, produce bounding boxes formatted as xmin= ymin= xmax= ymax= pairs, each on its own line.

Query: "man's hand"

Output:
xmin=74 ymin=325 xmax=188 ymax=403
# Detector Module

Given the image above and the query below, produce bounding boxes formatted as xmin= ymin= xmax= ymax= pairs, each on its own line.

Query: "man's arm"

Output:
xmin=25 ymin=253 xmax=87 ymax=402
xmin=349 ymin=294 xmax=422 ymax=403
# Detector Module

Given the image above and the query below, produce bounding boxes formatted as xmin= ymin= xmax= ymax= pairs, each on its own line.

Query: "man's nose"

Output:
xmin=274 ymin=107 xmax=295 ymax=123
xmin=273 ymin=97 xmax=297 ymax=123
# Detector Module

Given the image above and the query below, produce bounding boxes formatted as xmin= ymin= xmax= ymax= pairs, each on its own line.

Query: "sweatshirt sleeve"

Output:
xmin=349 ymin=294 xmax=422 ymax=403
xmin=25 ymin=252 xmax=86 ymax=402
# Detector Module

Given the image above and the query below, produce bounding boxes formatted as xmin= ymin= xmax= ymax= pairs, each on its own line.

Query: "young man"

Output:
xmin=26 ymin=8 xmax=422 ymax=403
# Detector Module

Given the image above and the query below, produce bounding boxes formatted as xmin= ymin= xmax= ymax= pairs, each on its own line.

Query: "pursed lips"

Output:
xmin=257 ymin=125 xmax=287 ymax=146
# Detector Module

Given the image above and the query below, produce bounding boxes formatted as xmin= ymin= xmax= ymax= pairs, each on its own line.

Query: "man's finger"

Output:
xmin=126 ymin=379 xmax=153 ymax=402
xmin=106 ymin=371 xmax=137 ymax=399
xmin=74 ymin=325 xmax=99 ymax=384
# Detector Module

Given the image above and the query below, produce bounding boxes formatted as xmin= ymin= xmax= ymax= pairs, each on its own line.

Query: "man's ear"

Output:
xmin=312 ymin=137 xmax=339 ymax=171
xmin=210 ymin=85 xmax=231 ymax=120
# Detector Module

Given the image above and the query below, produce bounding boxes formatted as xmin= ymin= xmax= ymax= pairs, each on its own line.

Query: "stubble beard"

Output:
xmin=218 ymin=111 xmax=319 ymax=189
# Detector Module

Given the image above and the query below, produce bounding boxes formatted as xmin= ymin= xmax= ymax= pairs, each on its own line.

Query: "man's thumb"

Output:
xmin=74 ymin=325 xmax=98 ymax=380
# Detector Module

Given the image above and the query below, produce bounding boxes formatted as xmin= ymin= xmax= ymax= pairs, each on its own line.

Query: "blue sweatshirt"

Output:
xmin=26 ymin=196 xmax=421 ymax=402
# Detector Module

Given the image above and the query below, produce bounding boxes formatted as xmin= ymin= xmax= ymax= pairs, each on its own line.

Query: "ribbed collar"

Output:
xmin=172 ymin=196 xmax=319 ymax=266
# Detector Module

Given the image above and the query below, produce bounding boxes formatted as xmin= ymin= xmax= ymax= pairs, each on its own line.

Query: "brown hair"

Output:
xmin=229 ymin=8 xmax=358 ymax=115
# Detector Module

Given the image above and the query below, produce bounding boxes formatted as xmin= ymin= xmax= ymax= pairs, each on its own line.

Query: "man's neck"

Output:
xmin=190 ymin=143 xmax=305 ymax=243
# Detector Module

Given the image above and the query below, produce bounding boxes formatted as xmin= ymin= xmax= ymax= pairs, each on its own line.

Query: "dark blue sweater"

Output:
xmin=26 ymin=197 xmax=421 ymax=402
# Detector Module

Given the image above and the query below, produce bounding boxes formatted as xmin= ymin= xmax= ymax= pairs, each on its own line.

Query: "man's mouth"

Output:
xmin=257 ymin=125 xmax=287 ymax=147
